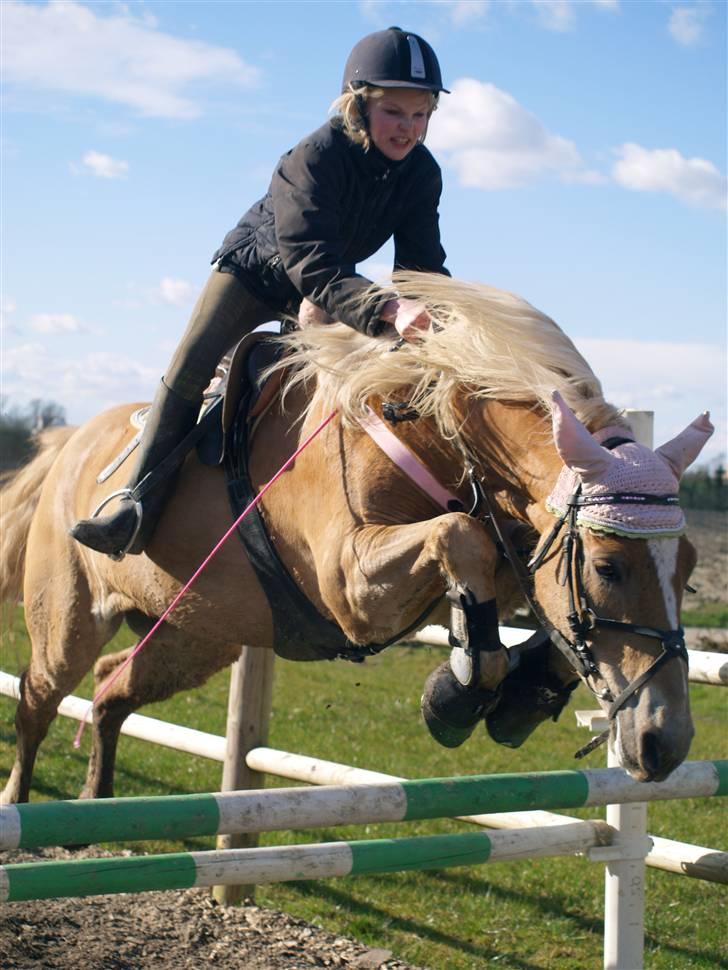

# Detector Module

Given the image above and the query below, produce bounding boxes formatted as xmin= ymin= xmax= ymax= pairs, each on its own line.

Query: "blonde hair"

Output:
xmin=330 ymin=85 xmax=438 ymax=152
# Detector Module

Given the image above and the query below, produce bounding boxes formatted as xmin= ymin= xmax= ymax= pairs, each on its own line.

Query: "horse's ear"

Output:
xmin=655 ymin=412 xmax=714 ymax=478
xmin=550 ymin=390 xmax=613 ymax=482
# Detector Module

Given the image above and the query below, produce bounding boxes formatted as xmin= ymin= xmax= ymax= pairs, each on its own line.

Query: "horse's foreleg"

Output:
xmin=329 ymin=511 xmax=509 ymax=689
xmin=80 ymin=635 xmax=242 ymax=799
xmin=2 ymin=670 xmax=67 ymax=805
xmin=3 ymin=602 xmax=117 ymax=806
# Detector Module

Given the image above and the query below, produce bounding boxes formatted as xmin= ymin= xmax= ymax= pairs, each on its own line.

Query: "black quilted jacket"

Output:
xmin=212 ymin=121 xmax=449 ymax=336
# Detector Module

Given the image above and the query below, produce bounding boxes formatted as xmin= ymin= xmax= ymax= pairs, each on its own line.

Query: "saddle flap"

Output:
xmin=222 ymin=329 xmax=284 ymax=433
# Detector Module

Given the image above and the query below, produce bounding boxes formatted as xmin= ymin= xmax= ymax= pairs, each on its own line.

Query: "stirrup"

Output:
xmin=88 ymin=488 xmax=143 ymax=562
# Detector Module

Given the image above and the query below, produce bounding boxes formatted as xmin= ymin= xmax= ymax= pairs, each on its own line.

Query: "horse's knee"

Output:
xmin=419 ymin=513 xmax=499 ymax=599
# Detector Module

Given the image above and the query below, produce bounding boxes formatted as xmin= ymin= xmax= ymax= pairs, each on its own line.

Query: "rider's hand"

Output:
xmin=298 ymin=298 xmax=335 ymax=328
xmin=380 ymin=298 xmax=430 ymax=341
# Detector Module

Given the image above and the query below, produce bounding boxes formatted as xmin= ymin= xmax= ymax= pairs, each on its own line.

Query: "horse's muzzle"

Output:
xmin=612 ymin=708 xmax=694 ymax=782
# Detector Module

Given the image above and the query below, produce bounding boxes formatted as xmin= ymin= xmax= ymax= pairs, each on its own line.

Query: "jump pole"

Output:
xmin=0 ymin=824 xmax=612 ymax=904
xmin=2 ymin=760 xmax=725 ymax=852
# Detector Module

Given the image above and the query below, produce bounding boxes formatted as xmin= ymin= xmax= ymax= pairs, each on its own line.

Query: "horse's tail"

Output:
xmin=0 ymin=426 xmax=77 ymax=602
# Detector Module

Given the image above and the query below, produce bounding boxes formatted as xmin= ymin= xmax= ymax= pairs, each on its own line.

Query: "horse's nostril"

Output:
xmin=640 ymin=731 xmax=662 ymax=776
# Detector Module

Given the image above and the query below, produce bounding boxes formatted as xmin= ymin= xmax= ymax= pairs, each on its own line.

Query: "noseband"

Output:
xmin=473 ymin=443 xmax=688 ymax=756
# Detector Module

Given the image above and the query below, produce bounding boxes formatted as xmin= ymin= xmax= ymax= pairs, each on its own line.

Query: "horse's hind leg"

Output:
xmin=80 ymin=629 xmax=241 ymax=799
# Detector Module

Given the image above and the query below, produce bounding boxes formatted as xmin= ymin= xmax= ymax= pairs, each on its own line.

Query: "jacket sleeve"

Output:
xmin=393 ymin=157 xmax=450 ymax=276
xmin=271 ymin=141 xmax=391 ymax=336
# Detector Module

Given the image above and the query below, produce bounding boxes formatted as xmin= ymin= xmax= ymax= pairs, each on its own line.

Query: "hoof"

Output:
xmin=485 ymin=678 xmax=578 ymax=748
xmin=421 ymin=661 xmax=499 ymax=748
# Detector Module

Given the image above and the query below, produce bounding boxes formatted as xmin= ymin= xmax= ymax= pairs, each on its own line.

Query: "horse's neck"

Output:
xmin=347 ymin=396 xmax=563 ymax=524
xmin=462 ymin=400 xmax=563 ymax=525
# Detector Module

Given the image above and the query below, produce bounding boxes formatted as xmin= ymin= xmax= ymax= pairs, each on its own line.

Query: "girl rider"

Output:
xmin=72 ymin=27 xmax=451 ymax=559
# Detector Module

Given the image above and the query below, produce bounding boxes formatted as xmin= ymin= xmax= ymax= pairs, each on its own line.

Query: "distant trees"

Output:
xmin=0 ymin=398 xmax=67 ymax=471
xmin=679 ymin=464 xmax=727 ymax=511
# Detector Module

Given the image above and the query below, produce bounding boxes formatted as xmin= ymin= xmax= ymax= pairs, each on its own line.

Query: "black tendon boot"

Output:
xmin=70 ymin=380 xmax=200 ymax=559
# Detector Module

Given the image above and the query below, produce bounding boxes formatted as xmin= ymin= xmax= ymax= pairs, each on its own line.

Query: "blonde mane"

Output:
xmin=277 ymin=272 xmax=624 ymax=438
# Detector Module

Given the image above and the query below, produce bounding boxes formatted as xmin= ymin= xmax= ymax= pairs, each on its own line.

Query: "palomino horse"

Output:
xmin=1 ymin=273 xmax=712 ymax=804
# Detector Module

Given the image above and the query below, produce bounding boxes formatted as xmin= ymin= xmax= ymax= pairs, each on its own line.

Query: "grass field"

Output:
xmin=1 ymin=606 xmax=726 ymax=969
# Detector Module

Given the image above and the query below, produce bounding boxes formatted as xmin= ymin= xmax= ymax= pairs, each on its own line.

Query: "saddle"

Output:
xmin=198 ymin=329 xmax=287 ymax=466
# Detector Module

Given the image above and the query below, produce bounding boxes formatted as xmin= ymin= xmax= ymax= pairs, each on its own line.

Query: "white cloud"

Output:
xmin=29 ymin=312 xmax=87 ymax=334
xmin=1 ymin=343 xmax=160 ymax=422
xmin=531 ymin=0 xmax=575 ymax=31
xmin=428 ymin=78 xmax=601 ymax=189
xmin=78 ymin=150 xmax=129 ymax=179
xmin=362 ymin=0 xmax=615 ymax=31
xmin=435 ymin=0 xmax=490 ymax=26
xmin=156 ymin=278 xmax=197 ymax=308
xmin=612 ymin=143 xmax=727 ymax=211
xmin=2 ymin=0 xmax=260 ymax=120
xmin=575 ymin=337 xmax=726 ymax=464
xmin=530 ymin=0 xmax=618 ymax=31
xmin=669 ymin=4 xmax=710 ymax=46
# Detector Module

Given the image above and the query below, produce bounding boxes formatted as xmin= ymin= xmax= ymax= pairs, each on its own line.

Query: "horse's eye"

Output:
xmin=594 ymin=560 xmax=621 ymax=582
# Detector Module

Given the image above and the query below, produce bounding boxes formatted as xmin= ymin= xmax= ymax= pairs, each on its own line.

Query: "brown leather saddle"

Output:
xmin=196 ymin=329 xmax=286 ymax=467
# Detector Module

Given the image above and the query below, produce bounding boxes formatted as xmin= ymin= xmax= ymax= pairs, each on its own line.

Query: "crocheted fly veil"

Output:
xmin=547 ymin=391 xmax=714 ymax=538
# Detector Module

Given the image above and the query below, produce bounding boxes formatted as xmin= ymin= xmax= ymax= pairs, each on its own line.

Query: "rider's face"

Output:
xmin=367 ymin=88 xmax=432 ymax=161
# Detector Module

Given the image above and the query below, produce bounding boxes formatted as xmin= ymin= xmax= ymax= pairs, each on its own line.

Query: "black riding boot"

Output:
xmin=70 ymin=380 xmax=200 ymax=559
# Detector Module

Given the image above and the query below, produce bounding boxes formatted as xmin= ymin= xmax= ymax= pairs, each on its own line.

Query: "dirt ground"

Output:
xmin=1 ymin=511 xmax=725 ymax=970
xmin=684 ymin=509 xmax=728 ymax=651
xmin=0 ymin=846 xmax=422 ymax=970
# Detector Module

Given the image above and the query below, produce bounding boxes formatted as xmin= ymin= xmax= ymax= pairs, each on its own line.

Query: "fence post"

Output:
xmin=603 ymin=409 xmax=653 ymax=970
xmin=212 ymin=645 xmax=275 ymax=905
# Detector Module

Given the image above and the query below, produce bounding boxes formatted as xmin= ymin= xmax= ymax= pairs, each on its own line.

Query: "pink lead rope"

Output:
xmin=73 ymin=407 xmax=338 ymax=749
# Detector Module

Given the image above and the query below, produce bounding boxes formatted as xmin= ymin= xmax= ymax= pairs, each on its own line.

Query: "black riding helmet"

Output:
xmin=342 ymin=26 xmax=449 ymax=94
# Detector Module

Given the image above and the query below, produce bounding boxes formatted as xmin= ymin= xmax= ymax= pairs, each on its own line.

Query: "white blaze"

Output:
xmin=647 ymin=538 xmax=680 ymax=628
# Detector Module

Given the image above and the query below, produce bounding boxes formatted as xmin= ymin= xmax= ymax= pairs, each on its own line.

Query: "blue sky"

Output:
xmin=2 ymin=0 xmax=726 ymax=463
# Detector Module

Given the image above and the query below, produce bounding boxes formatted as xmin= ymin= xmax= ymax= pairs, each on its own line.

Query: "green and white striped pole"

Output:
xmin=0 ymin=823 xmax=613 ymax=903
xmin=2 ymin=760 xmax=725 ymax=851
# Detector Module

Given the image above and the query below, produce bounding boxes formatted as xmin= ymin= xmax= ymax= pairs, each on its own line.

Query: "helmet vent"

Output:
xmin=406 ymin=34 xmax=426 ymax=80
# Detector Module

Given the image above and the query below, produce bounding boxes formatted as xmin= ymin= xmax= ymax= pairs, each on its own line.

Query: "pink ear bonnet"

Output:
xmin=546 ymin=391 xmax=713 ymax=538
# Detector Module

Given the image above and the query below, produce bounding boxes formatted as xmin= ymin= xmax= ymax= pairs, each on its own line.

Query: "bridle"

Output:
xmin=361 ymin=403 xmax=690 ymax=757
xmin=470 ymin=438 xmax=689 ymax=756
